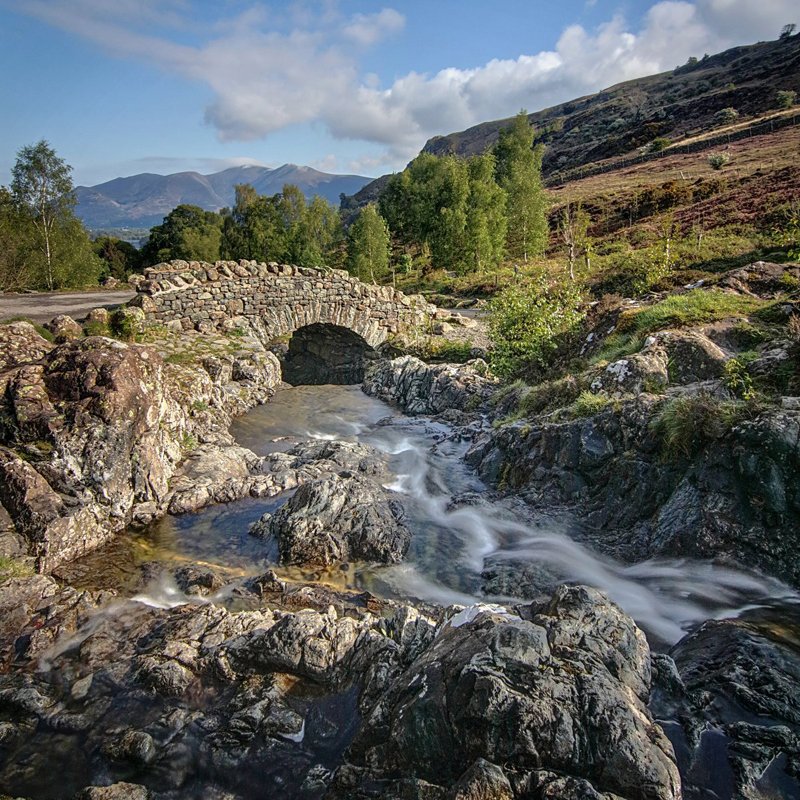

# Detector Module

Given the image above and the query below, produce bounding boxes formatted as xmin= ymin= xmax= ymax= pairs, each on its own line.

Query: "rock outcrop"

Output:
xmin=363 ymin=355 xmax=496 ymax=414
xmin=0 ymin=574 xmax=680 ymax=800
xmin=0 ymin=324 xmax=282 ymax=570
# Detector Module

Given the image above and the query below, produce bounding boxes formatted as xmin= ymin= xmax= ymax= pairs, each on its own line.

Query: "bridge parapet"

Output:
xmin=130 ymin=259 xmax=437 ymax=348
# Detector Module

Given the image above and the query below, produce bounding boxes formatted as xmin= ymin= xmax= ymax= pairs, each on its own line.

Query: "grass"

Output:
xmin=589 ymin=332 xmax=645 ymax=366
xmin=570 ymin=390 xmax=614 ymax=418
xmin=419 ymin=338 xmax=474 ymax=363
xmin=651 ymin=393 xmax=761 ymax=459
xmin=165 ymin=351 xmax=197 ymax=366
xmin=617 ymin=289 xmax=771 ymax=336
xmin=0 ymin=556 xmax=34 ymax=583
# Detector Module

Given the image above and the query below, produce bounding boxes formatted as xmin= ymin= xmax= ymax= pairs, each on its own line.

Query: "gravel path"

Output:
xmin=0 ymin=290 xmax=135 ymax=324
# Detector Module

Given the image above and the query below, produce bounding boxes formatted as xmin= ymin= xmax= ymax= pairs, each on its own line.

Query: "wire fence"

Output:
xmin=545 ymin=112 xmax=800 ymax=187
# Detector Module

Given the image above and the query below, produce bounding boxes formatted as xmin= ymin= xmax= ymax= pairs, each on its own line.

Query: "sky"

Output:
xmin=0 ymin=0 xmax=796 ymax=187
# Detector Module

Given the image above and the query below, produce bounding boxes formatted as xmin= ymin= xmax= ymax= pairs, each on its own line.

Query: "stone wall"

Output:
xmin=131 ymin=259 xmax=437 ymax=348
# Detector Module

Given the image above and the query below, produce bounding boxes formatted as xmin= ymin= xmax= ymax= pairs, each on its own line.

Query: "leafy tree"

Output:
xmin=488 ymin=271 xmax=585 ymax=379
xmin=10 ymin=140 xmax=85 ymax=289
xmin=0 ymin=187 xmax=36 ymax=291
xmin=465 ymin=153 xmax=507 ymax=273
xmin=559 ymin=202 xmax=591 ymax=281
xmin=221 ymin=184 xmax=286 ymax=262
xmin=348 ymin=204 xmax=390 ymax=283
xmin=93 ymin=236 xmax=142 ymax=280
xmin=296 ymin=195 xmax=344 ymax=268
xmin=142 ymin=204 xmax=222 ymax=265
xmin=494 ymin=111 xmax=548 ymax=262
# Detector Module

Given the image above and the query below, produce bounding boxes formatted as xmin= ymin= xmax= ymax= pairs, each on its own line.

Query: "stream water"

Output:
xmin=128 ymin=384 xmax=797 ymax=648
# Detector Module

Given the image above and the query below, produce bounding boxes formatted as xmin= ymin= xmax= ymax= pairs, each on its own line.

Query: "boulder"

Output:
xmin=45 ymin=314 xmax=83 ymax=342
xmin=0 ymin=321 xmax=52 ymax=372
xmin=331 ymin=586 xmax=680 ymax=799
xmin=264 ymin=473 xmax=411 ymax=566
xmin=364 ymin=356 xmax=496 ymax=415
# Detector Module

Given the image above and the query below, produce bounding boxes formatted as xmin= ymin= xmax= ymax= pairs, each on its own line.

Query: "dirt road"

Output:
xmin=0 ymin=290 xmax=135 ymax=324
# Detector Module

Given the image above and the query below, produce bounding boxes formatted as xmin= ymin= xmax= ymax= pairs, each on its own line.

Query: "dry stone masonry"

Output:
xmin=130 ymin=259 xmax=441 ymax=383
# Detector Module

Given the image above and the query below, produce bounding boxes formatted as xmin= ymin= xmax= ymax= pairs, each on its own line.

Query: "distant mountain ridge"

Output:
xmin=76 ymin=164 xmax=372 ymax=230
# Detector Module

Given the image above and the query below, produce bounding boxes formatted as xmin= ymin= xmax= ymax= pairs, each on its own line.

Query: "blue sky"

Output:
xmin=0 ymin=0 xmax=795 ymax=186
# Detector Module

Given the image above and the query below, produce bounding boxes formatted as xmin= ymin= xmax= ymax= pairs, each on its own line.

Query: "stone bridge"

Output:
xmin=131 ymin=259 xmax=439 ymax=384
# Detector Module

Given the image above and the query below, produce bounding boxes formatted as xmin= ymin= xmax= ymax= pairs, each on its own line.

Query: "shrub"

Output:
xmin=707 ymin=152 xmax=730 ymax=170
xmin=723 ymin=358 xmax=755 ymax=400
xmin=776 ymin=90 xmax=797 ymax=109
xmin=648 ymin=137 xmax=671 ymax=153
xmin=488 ymin=272 xmax=585 ymax=380
xmin=714 ymin=107 xmax=739 ymax=126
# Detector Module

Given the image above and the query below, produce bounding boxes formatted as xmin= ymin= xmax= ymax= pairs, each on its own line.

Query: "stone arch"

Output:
xmin=281 ymin=323 xmax=378 ymax=385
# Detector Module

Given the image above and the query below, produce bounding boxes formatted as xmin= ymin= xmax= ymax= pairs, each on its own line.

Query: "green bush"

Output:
xmin=776 ymin=90 xmax=797 ymax=109
xmin=723 ymin=357 xmax=755 ymax=400
xmin=714 ymin=107 xmax=739 ymax=126
xmin=488 ymin=272 xmax=585 ymax=380
xmin=707 ymin=152 xmax=730 ymax=170
xmin=648 ymin=137 xmax=671 ymax=153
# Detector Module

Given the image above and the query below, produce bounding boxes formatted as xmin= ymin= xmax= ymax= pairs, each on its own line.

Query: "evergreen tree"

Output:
xmin=494 ymin=111 xmax=548 ymax=262
xmin=348 ymin=204 xmax=390 ymax=283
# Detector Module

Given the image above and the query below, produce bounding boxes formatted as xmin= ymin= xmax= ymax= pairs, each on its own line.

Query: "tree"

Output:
xmin=494 ymin=111 xmax=548 ymax=262
xmin=779 ymin=23 xmax=796 ymax=39
xmin=0 ymin=187 xmax=35 ymax=291
xmin=221 ymin=184 xmax=287 ymax=262
xmin=464 ymin=153 xmax=507 ymax=273
xmin=93 ymin=236 xmax=142 ymax=280
xmin=559 ymin=202 xmax=591 ymax=281
xmin=348 ymin=204 xmax=390 ymax=283
xmin=11 ymin=140 xmax=75 ymax=289
xmin=488 ymin=271 xmax=585 ymax=380
xmin=141 ymin=204 xmax=222 ymax=265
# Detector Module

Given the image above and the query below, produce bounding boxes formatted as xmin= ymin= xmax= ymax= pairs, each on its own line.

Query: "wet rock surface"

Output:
xmin=0 ymin=325 xmax=282 ymax=570
xmin=363 ymin=355 xmax=496 ymax=415
xmin=0 ymin=574 xmax=680 ymax=800
xmin=657 ymin=612 xmax=800 ymax=799
xmin=259 ymin=473 xmax=411 ymax=566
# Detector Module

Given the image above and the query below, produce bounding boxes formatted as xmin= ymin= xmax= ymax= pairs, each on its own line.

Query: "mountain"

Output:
xmin=347 ymin=34 xmax=800 ymax=204
xmin=75 ymin=164 xmax=372 ymax=230
xmin=423 ymin=35 xmax=800 ymax=177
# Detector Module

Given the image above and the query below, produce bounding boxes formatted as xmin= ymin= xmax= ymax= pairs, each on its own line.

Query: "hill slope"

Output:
xmin=76 ymin=164 xmax=372 ymax=230
xmin=422 ymin=35 xmax=800 ymax=177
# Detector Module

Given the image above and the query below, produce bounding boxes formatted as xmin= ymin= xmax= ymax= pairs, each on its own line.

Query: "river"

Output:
xmin=115 ymin=384 xmax=798 ymax=649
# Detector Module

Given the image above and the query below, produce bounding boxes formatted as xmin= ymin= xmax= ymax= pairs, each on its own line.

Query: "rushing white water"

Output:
xmin=232 ymin=385 xmax=800 ymax=644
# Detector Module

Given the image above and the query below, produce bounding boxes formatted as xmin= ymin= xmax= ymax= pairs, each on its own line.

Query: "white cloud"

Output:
xmin=11 ymin=0 xmax=799 ymax=172
xmin=343 ymin=8 xmax=405 ymax=46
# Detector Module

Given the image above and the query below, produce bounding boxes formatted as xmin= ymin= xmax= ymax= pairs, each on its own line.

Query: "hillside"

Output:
xmin=76 ymin=164 xmax=372 ymax=230
xmin=422 ymin=34 xmax=800 ymax=177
